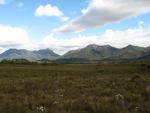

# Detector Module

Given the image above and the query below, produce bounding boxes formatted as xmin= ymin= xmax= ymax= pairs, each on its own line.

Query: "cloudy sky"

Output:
xmin=0 ymin=0 xmax=150 ymax=54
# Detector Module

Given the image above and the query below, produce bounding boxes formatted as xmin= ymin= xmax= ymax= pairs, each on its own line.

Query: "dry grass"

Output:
xmin=0 ymin=62 xmax=149 ymax=113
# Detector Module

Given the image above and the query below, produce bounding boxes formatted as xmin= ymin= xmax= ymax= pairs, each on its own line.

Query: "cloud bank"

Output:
xmin=0 ymin=24 xmax=150 ymax=54
xmin=53 ymin=0 xmax=150 ymax=33
xmin=42 ymin=27 xmax=150 ymax=54
xmin=0 ymin=25 xmax=35 ymax=52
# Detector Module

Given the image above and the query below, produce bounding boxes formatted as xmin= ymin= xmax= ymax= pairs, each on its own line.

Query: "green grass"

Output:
xmin=0 ymin=63 xmax=149 ymax=113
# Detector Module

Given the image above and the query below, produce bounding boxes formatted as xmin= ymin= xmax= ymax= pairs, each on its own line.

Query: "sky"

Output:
xmin=0 ymin=0 xmax=150 ymax=55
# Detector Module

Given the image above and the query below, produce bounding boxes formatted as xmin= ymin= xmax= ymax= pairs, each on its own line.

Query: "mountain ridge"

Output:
xmin=0 ymin=44 xmax=150 ymax=62
xmin=0 ymin=48 xmax=60 ymax=61
xmin=61 ymin=44 xmax=150 ymax=61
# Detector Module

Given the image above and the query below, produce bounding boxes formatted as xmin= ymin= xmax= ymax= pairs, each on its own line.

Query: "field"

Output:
xmin=0 ymin=62 xmax=149 ymax=113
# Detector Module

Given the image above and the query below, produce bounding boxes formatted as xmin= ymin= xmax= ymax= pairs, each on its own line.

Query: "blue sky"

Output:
xmin=0 ymin=0 xmax=150 ymax=54
xmin=0 ymin=0 xmax=89 ymax=40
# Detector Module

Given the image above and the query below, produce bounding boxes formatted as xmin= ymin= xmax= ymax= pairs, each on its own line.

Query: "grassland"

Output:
xmin=0 ymin=62 xmax=149 ymax=113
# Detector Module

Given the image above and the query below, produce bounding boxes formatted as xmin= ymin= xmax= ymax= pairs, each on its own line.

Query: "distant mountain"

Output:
xmin=0 ymin=45 xmax=150 ymax=62
xmin=115 ymin=45 xmax=149 ymax=59
xmin=0 ymin=48 xmax=60 ymax=61
xmin=33 ymin=49 xmax=60 ymax=60
xmin=61 ymin=44 xmax=150 ymax=61
xmin=62 ymin=44 xmax=118 ymax=60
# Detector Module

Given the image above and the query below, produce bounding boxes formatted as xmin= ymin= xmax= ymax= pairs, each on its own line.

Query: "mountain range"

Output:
xmin=61 ymin=44 xmax=150 ymax=61
xmin=0 ymin=44 xmax=150 ymax=62
xmin=0 ymin=49 xmax=59 ymax=61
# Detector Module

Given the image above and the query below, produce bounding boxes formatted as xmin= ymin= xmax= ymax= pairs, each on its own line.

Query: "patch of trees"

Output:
xmin=0 ymin=59 xmax=31 ymax=64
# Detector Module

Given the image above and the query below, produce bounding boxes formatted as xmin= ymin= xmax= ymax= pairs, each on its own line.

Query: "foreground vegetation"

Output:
xmin=0 ymin=62 xmax=149 ymax=113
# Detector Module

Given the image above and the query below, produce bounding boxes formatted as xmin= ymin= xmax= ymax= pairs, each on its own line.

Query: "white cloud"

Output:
xmin=0 ymin=25 xmax=149 ymax=55
xmin=0 ymin=0 xmax=13 ymax=5
xmin=35 ymin=4 xmax=63 ymax=17
xmin=0 ymin=0 xmax=6 ymax=5
xmin=139 ymin=21 xmax=144 ymax=27
xmin=35 ymin=4 xmax=70 ymax=22
xmin=60 ymin=16 xmax=70 ymax=22
xmin=0 ymin=25 xmax=35 ymax=52
xmin=17 ymin=2 xmax=24 ymax=8
xmin=54 ymin=0 xmax=150 ymax=33
xmin=40 ymin=34 xmax=97 ymax=54
xmin=98 ymin=27 xmax=150 ymax=48
xmin=42 ymin=27 xmax=150 ymax=54
xmin=81 ymin=8 xmax=88 ymax=14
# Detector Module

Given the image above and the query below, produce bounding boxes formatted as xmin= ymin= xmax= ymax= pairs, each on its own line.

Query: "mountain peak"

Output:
xmin=0 ymin=48 xmax=59 ymax=61
xmin=38 ymin=48 xmax=51 ymax=51
xmin=87 ymin=44 xmax=113 ymax=49
xmin=62 ymin=44 xmax=150 ymax=61
xmin=126 ymin=45 xmax=136 ymax=48
xmin=87 ymin=44 xmax=99 ymax=48
xmin=3 ymin=48 xmax=29 ymax=54
xmin=123 ymin=45 xmax=144 ymax=50
xmin=34 ymin=48 xmax=59 ymax=57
